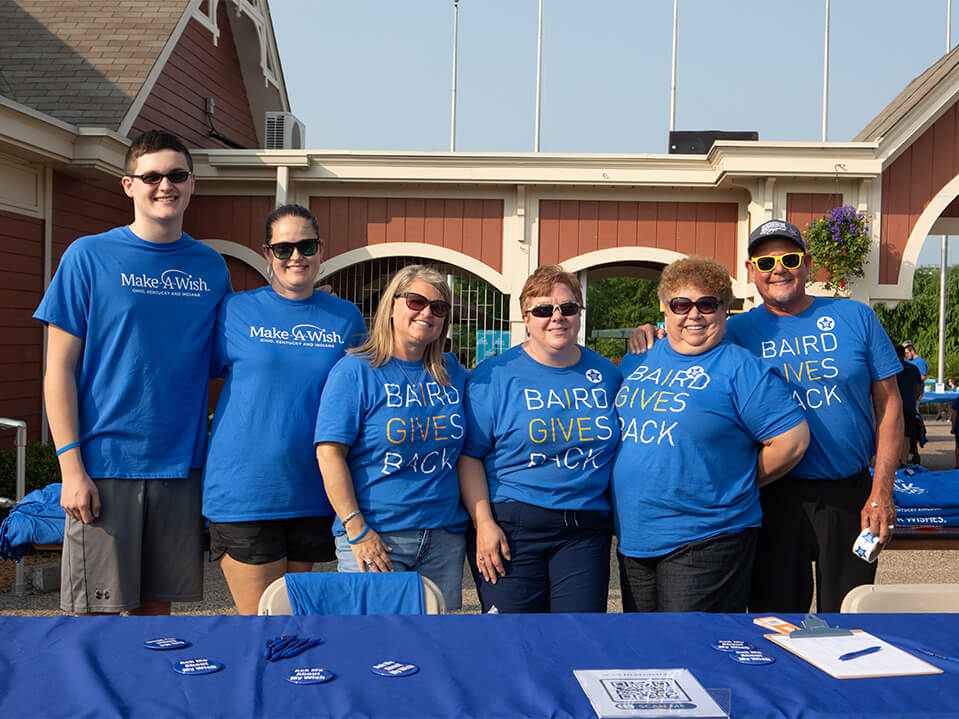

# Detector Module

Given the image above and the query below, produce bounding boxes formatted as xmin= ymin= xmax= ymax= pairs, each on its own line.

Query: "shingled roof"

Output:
xmin=0 ymin=1 xmax=188 ymax=128
xmin=855 ymin=44 xmax=959 ymax=142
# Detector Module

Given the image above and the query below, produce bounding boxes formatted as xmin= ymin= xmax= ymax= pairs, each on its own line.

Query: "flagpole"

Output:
xmin=939 ymin=0 xmax=952 ymax=386
xmin=534 ymin=0 xmax=544 ymax=151
xmin=669 ymin=0 xmax=678 ymax=133
xmin=822 ymin=0 xmax=830 ymax=141
xmin=450 ymin=0 xmax=459 ymax=152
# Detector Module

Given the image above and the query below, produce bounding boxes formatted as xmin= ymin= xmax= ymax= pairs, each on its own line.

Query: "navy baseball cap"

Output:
xmin=748 ymin=219 xmax=806 ymax=255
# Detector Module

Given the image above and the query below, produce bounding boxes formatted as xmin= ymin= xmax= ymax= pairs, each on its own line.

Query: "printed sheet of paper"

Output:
xmin=765 ymin=630 xmax=942 ymax=679
xmin=573 ymin=668 xmax=727 ymax=718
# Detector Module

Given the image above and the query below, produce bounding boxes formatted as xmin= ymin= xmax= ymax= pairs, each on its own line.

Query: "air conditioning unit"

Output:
xmin=264 ymin=111 xmax=306 ymax=149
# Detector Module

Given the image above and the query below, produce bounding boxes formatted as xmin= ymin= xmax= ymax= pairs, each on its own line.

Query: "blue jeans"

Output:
xmin=335 ymin=528 xmax=465 ymax=610
xmin=468 ymin=501 xmax=611 ymax=614
xmin=618 ymin=527 xmax=758 ymax=613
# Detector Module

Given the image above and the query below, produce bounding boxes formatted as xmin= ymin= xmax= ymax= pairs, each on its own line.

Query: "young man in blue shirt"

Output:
xmin=35 ymin=130 xmax=231 ymax=615
xmin=631 ymin=220 xmax=902 ymax=612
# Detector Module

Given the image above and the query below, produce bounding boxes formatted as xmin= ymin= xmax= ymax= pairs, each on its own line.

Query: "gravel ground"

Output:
xmin=3 ymin=416 xmax=957 ymax=616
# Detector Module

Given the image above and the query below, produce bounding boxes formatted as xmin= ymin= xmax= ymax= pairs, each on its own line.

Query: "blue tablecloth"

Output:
xmin=0 ymin=613 xmax=956 ymax=718
xmin=919 ymin=391 xmax=959 ymax=403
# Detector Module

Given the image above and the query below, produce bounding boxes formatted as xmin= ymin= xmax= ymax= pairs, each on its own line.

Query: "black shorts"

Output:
xmin=208 ymin=515 xmax=335 ymax=565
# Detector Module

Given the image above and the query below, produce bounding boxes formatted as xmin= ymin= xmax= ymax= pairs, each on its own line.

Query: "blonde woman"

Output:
xmin=315 ymin=265 xmax=468 ymax=610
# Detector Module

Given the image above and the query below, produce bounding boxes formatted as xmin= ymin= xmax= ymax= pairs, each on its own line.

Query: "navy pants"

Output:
xmin=467 ymin=501 xmax=611 ymax=613
xmin=618 ymin=528 xmax=758 ymax=613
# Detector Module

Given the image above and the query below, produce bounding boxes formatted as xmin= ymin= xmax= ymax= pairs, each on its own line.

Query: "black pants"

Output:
xmin=748 ymin=470 xmax=877 ymax=613
xmin=618 ymin=528 xmax=758 ymax=613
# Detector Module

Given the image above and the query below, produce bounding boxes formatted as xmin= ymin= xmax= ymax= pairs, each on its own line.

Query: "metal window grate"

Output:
xmin=323 ymin=256 xmax=510 ymax=368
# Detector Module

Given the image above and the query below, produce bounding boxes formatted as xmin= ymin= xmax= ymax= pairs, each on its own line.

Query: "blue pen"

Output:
xmin=838 ymin=645 xmax=882 ymax=661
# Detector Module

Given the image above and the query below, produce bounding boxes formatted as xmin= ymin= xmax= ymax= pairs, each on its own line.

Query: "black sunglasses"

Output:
xmin=525 ymin=301 xmax=582 ymax=318
xmin=668 ymin=296 xmax=722 ymax=315
xmin=126 ymin=170 xmax=192 ymax=185
xmin=264 ymin=238 xmax=320 ymax=260
xmin=395 ymin=292 xmax=451 ymax=318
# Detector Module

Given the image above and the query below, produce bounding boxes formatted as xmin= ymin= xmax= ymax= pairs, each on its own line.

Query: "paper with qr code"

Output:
xmin=573 ymin=669 xmax=727 ymax=718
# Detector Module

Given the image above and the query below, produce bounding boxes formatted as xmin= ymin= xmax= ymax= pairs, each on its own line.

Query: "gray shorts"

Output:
xmin=60 ymin=469 xmax=204 ymax=613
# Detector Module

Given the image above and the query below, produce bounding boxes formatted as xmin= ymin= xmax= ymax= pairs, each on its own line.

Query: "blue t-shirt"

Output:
xmin=907 ymin=355 xmax=929 ymax=377
xmin=462 ymin=344 xmax=620 ymax=512
xmin=202 ymin=287 xmax=366 ymax=522
xmin=611 ymin=340 xmax=805 ymax=557
xmin=33 ymin=226 xmax=231 ymax=478
xmin=725 ymin=297 xmax=901 ymax=480
xmin=315 ymin=353 xmax=468 ymax=534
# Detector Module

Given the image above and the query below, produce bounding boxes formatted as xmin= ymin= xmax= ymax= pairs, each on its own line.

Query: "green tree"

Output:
xmin=874 ymin=265 xmax=959 ymax=379
xmin=586 ymin=276 xmax=662 ymax=360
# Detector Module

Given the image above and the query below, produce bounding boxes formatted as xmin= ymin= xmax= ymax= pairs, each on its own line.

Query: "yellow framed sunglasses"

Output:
xmin=750 ymin=251 xmax=805 ymax=273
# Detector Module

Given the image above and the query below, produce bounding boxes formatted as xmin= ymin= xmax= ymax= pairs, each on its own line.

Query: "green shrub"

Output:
xmin=0 ymin=442 xmax=61 ymax=501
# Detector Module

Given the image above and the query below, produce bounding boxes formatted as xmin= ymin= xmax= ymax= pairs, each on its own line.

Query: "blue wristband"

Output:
xmin=56 ymin=441 xmax=81 ymax=457
xmin=346 ymin=524 xmax=370 ymax=545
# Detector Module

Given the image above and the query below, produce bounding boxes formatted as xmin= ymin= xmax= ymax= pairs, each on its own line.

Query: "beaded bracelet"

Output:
xmin=346 ymin=524 xmax=370 ymax=545
xmin=55 ymin=441 xmax=81 ymax=457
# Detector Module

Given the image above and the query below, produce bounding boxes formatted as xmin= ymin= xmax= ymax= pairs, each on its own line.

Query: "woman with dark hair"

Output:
xmin=612 ymin=256 xmax=808 ymax=612
xmin=459 ymin=265 xmax=620 ymax=613
xmin=203 ymin=204 xmax=366 ymax=614
xmin=315 ymin=265 xmax=469 ymax=610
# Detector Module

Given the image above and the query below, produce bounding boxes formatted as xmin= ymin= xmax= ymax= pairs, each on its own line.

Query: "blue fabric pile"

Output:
xmin=894 ymin=466 xmax=959 ymax=527
xmin=0 ymin=483 xmax=64 ymax=561
xmin=284 ymin=571 xmax=425 ymax=615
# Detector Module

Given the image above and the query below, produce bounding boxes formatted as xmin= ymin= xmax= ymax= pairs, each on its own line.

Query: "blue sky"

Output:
xmin=270 ymin=0 xmax=957 ymax=265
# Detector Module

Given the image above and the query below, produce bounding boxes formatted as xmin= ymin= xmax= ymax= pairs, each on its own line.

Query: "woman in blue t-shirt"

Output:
xmin=203 ymin=204 xmax=366 ymax=614
xmin=611 ymin=257 xmax=809 ymax=612
xmin=315 ymin=265 xmax=469 ymax=610
xmin=460 ymin=265 xmax=621 ymax=613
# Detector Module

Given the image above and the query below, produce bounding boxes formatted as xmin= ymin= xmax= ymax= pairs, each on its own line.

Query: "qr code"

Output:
xmin=602 ymin=678 xmax=690 ymax=703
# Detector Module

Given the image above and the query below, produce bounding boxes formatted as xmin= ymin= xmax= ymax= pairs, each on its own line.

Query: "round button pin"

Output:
xmin=144 ymin=638 xmax=190 ymax=650
xmin=711 ymin=640 xmax=754 ymax=653
xmin=287 ymin=668 xmax=334 ymax=685
xmin=729 ymin=650 xmax=775 ymax=665
xmin=371 ymin=660 xmax=419 ymax=677
xmin=173 ymin=658 xmax=224 ymax=675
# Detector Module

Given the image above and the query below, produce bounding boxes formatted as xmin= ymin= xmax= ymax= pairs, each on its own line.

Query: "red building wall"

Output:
xmin=0 ymin=210 xmax=44 ymax=446
xmin=786 ymin=193 xmax=843 ymax=233
xmin=311 ymin=197 xmax=504 ymax=273
xmin=51 ymin=172 xmax=131 ymax=271
xmin=538 ymin=200 xmax=739 ymax=274
xmin=129 ymin=1 xmax=259 ymax=149
xmin=880 ymin=101 xmax=959 ymax=284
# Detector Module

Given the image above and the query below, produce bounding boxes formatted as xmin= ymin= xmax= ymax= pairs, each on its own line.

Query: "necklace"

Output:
xmin=392 ymin=357 xmax=426 ymax=387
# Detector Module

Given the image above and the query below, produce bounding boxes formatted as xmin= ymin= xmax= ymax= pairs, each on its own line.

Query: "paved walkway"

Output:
xmin=3 ymin=418 xmax=957 ymax=615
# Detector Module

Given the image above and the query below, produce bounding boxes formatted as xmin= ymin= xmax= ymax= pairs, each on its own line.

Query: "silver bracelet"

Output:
xmin=341 ymin=510 xmax=361 ymax=527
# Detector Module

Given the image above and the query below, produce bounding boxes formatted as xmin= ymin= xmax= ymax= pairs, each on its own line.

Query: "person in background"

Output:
xmin=315 ymin=265 xmax=468 ymax=610
xmin=630 ymin=219 xmax=902 ymax=613
xmin=951 ymin=397 xmax=959 ymax=468
xmin=35 ymin=130 xmax=232 ymax=615
xmin=612 ymin=257 xmax=808 ymax=612
xmin=894 ymin=343 xmax=923 ymax=468
xmin=902 ymin=341 xmax=928 ymax=382
xmin=202 ymin=204 xmax=366 ymax=614
xmin=459 ymin=265 xmax=620 ymax=613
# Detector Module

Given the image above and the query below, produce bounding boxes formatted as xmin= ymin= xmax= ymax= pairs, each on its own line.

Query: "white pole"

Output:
xmin=822 ymin=0 xmax=830 ymax=142
xmin=669 ymin=0 xmax=678 ymax=132
xmin=534 ymin=0 xmax=544 ymax=151
xmin=940 ymin=1 xmax=951 ymax=386
xmin=450 ymin=0 xmax=459 ymax=152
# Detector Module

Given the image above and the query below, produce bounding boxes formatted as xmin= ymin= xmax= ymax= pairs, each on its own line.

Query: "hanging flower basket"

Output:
xmin=805 ymin=205 xmax=871 ymax=295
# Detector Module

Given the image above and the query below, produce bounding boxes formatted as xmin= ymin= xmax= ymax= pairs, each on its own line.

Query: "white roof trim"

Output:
xmin=117 ymin=1 xmax=200 ymax=137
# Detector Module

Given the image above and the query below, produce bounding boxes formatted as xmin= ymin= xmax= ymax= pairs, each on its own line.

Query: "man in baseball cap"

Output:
xmin=630 ymin=218 xmax=902 ymax=613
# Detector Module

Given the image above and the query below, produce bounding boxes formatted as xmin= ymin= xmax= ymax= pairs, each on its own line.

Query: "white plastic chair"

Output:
xmin=257 ymin=573 xmax=446 ymax=615
xmin=840 ymin=583 xmax=959 ymax=613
